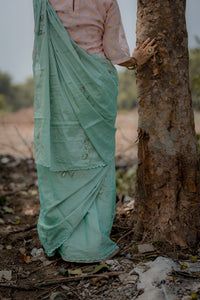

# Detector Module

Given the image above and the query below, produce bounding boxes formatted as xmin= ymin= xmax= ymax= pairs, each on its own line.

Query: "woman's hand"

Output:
xmin=132 ymin=38 xmax=158 ymax=66
xmin=118 ymin=38 xmax=158 ymax=68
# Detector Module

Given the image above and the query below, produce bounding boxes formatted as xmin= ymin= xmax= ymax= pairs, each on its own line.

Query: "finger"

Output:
xmin=144 ymin=39 xmax=157 ymax=49
xmin=149 ymin=50 xmax=157 ymax=57
xmin=141 ymin=38 xmax=152 ymax=49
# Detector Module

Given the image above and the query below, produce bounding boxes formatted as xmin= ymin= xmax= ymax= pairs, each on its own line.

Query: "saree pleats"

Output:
xmin=37 ymin=159 xmax=117 ymax=260
xmin=33 ymin=0 xmax=119 ymax=261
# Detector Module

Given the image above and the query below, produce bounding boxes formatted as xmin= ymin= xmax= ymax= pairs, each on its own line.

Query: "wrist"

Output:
xmin=127 ymin=57 xmax=138 ymax=70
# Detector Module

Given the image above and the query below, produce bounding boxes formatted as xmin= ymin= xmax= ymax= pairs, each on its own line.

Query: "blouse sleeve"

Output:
xmin=103 ymin=0 xmax=131 ymax=65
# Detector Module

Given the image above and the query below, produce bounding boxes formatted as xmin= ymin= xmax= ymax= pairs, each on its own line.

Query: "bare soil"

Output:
xmin=1 ymin=154 xmax=199 ymax=300
xmin=0 ymin=108 xmax=200 ymax=299
xmin=0 ymin=153 xmax=136 ymax=300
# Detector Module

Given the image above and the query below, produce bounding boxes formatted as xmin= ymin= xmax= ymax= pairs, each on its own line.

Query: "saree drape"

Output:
xmin=33 ymin=0 xmax=119 ymax=261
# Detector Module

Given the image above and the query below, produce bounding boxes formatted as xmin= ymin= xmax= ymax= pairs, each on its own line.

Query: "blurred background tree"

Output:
xmin=190 ymin=37 xmax=200 ymax=109
xmin=0 ymin=73 xmax=34 ymax=114
xmin=117 ymin=70 xmax=137 ymax=110
xmin=0 ymin=41 xmax=200 ymax=114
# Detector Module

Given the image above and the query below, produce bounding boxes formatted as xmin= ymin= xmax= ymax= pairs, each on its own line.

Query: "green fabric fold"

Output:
xmin=33 ymin=0 xmax=118 ymax=172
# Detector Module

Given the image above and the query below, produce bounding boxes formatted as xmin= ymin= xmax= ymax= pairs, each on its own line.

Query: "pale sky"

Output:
xmin=0 ymin=0 xmax=199 ymax=84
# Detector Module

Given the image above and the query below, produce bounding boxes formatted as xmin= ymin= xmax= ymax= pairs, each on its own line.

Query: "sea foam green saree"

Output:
xmin=33 ymin=0 xmax=119 ymax=261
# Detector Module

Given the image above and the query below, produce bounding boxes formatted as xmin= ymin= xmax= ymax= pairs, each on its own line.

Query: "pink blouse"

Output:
xmin=48 ymin=0 xmax=131 ymax=64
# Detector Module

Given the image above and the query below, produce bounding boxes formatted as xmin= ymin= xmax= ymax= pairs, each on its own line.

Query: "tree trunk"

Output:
xmin=134 ymin=0 xmax=200 ymax=249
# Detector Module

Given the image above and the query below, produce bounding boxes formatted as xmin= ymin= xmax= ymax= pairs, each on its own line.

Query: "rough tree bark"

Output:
xmin=134 ymin=0 xmax=200 ymax=248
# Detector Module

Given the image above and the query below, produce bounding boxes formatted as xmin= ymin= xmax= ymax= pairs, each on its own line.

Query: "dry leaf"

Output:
xmin=68 ymin=268 xmax=83 ymax=276
xmin=6 ymin=245 xmax=12 ymax=250
xmin=3 ymin=206 xmax=14 ymax=214
xmin=22 ymin=253 xmax=32 ymax=264
xmin=166 ymin=276 xmax=176 ymax=282
xmin=190 ymin=256 xmax=198 ymax=262
xmin=181 ymin=263 xmax=188 ymax=269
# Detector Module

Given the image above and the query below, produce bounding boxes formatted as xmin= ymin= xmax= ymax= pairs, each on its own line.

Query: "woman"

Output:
xmin=32 ymin=0 xmax=157 ymax=263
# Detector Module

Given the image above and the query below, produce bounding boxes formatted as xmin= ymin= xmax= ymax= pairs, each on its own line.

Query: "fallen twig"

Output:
xmin=35 ymin=271 xmax=126 ymax=287
xmin=35 ymin=285 xmax=60 ymax=300
xmin=112 ymin=225 xmax=132 ymax=230
xmin=6 ymin=223 xmax=37 ymax=236
xmin=171 ymin=270 xmax=200 ymax=279
xmin=30 ymin=258 xmax=62 ymax=275
xmin=2 ymin=188 xmax=28 ymax=198
xmin=0 ymin=283 xmax=37 ymax=291
xmin=0 ymin=271 xmax=126 ymax=290
xmin=116 ymin=229 xmax=134 ymax=244
xmin=121 ymin=241 xmax=136 ymax=254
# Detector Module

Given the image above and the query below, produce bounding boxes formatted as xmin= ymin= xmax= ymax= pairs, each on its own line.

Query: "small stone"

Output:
xmin=31 ymin=248 xmax=46 ymax=261
xmin=181 ymin=296 xmax=193 ymax=300
xmin=1 ymin=157 xmax=10 ymax=164
xmin=8 ymin=160 xmax=20 ymax=168
xmin=0 ymin=244 xmax=4 ymax=250
xmin=124 ymin=195 xmax=133 ymax=203
xmin=8 ymin=183 xmax=16 ymax=190
xmin=126 ymin=253 xmax=132 ymax=258
xmin=49 ymin=292 xmax=66 ymax=300
xmin=0 ymin=270 xmax=12 ymax=281
xmin=43 ymin=260 xmax=51 ymax=266
xmin=10 ymin=173 xmax=20 ymax=180
xmin=119 ymin=273 xmax=128 ymax=282
xmin=119 ymin=273 xmax=138 ymax=284
xmin=19 ymin=248 xmax=26 ymax=254
xmin=138 ymin=243 xmax=155 ymax=254
xmin=3 ymin=206 xmax=14 ymax=214
xmin=26 ymin=159 xmax=33 ymax=164
xmin=61 ymin=285 xmax=70 ymax=291
xmin=58 ymin=269 xmax=67 ymax=276
xmin=105 ymin=260 xmax=115 ymax=265
xmin=0 ymin=218 xmax=5 ymax=225
xmin=120 ymin=259 xmax=133 ymax=265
